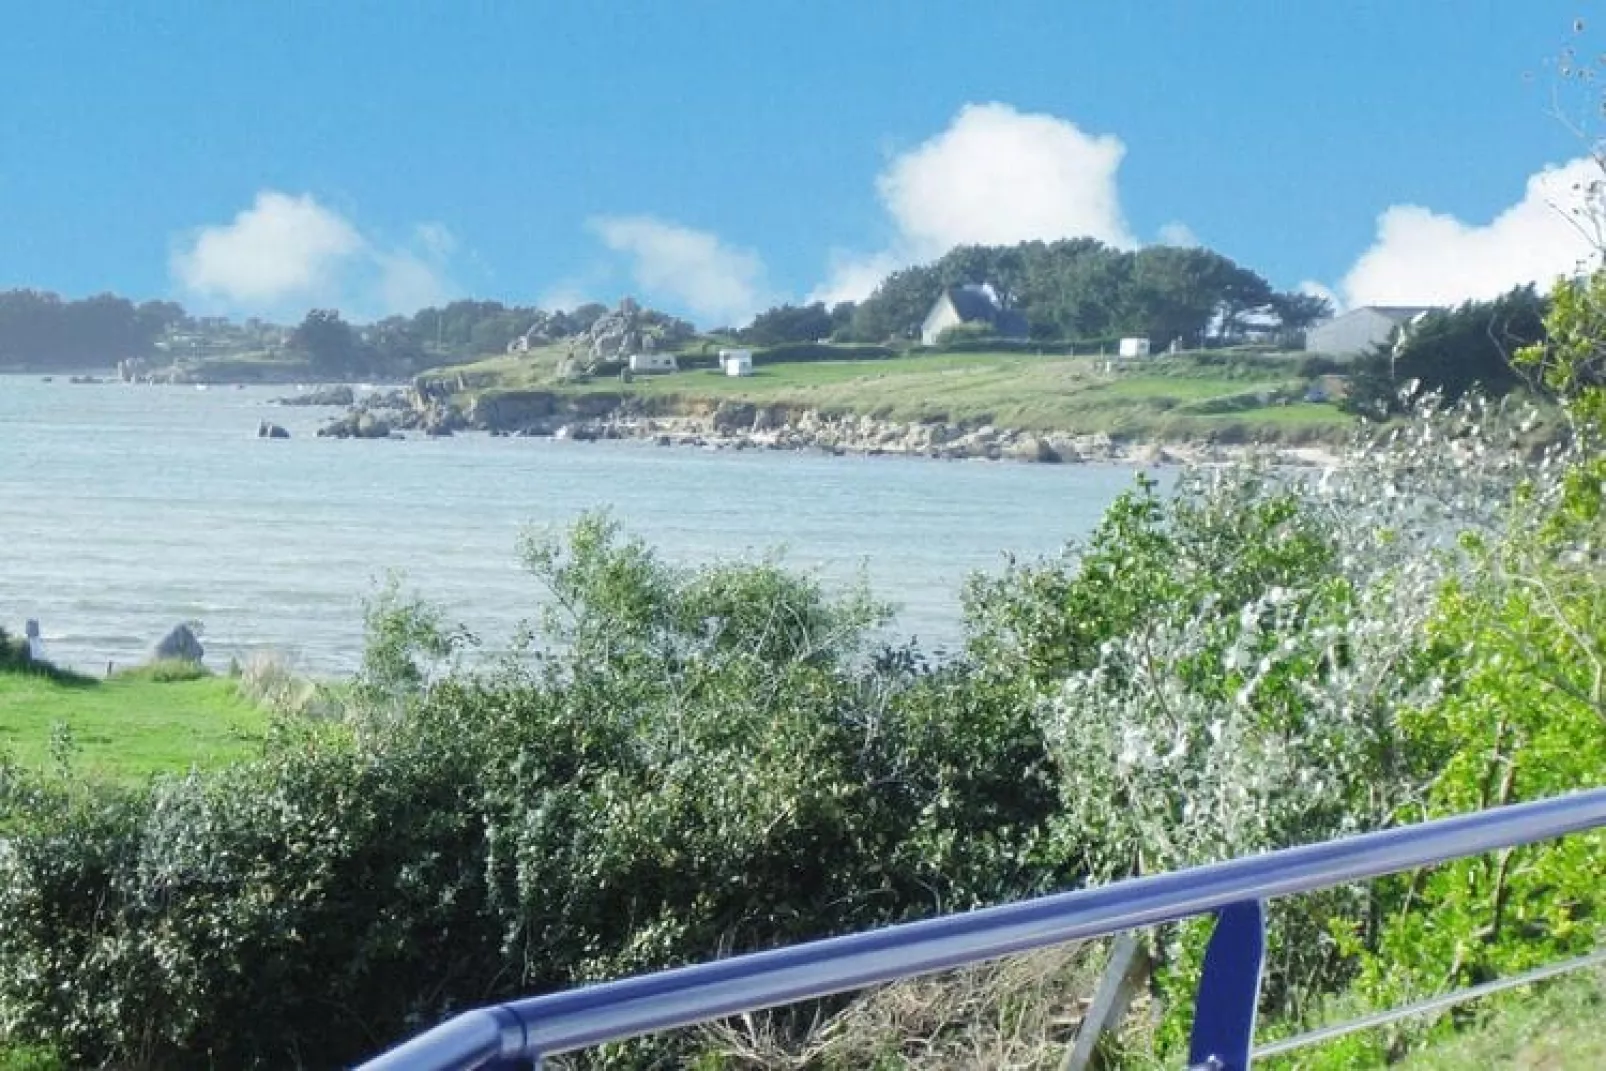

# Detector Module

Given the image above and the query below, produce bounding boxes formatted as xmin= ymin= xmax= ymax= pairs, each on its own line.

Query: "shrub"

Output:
xmin=1299 ymin=354 xmax=1343 ymax=377
xmin=115 ymin=659 xmax=210 ymax=683
xmin=933 ymin=322 xmax=998 ymax=347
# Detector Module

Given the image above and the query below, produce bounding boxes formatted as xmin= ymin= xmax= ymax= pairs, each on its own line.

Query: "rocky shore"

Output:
xmin=307 ymin=385 xmax=1338 ymax=466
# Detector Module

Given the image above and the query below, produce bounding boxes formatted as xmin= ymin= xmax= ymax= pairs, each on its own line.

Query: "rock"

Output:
xmin=751 ymin=405 xmax=787 ymax=432
xmin=317 ymin=410 xmax=393 ymax=439
xmin=257 ymin=421 xmax=290 ymax=439
xmin=362 ymin=387 xmax=412 ymax=411
xmin=1008 ymin=436 xmax=1061 ymax=463
xmin=276 ymin=385 xmax=354 ymax=407
xmin=425 ymin=425 xmax=454 ymax=437
xmin=581 ymin=297 xmax=696 ymax=364
xmin=355 ymin=413 xmax=391 ymax=439
xmin=152 ymin=623 xmax=204 ymax=663
xmin=469 ymin=390 xmax=557 ymax=431
xmin=712 ymin=401 xmax=757 ymax=435
xmin=1132 ymin=443 xmax=1171 ymax=466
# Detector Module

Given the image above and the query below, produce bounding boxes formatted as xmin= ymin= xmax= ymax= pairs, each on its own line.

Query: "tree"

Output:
xmin=1270 ymin=291 xmax=1332 ymax=333
xmin=0 ymin=289 xmax=162 ymax=369
xmin=1342 ymin=286 xmax=1546 ymax=415
xmin=290 ymin=309 xmax=362 ymax=374
xmin=847 ymin=265 xmax=942 ymax=342
xmin=742 ymin=302 xmax=834 ymax=345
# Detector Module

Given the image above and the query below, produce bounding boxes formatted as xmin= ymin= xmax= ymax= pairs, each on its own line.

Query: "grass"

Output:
xmin=0 ymin=663 xmax=269 ymax=783
xmin=447 ymin=347 xmax=1355 ymax=444
xmin=1389 ymin=968 xmax=1606 ymax=1071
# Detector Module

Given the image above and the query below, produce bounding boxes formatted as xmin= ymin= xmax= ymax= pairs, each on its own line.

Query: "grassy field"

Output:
xmin=1387 ymin=968 xmax=1606 ymax=1070
xmin=0 ymin=665 xmax=268 ymax=783
xmin=445 ymin=347 xmax=1354 ymax=443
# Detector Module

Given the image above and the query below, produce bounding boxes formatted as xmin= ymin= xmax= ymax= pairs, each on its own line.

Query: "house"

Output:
xmin=1118 ymin=337 xmax=1151 ymax=359
xmin=718 ymin=349 xmax=753 ymax=377
xmin=628 ymin=353 xmax=678 ymax=374
xmin=919 ymin=283 xmax=1030 ymax=346
xmin=1306 ymin=306 xmax=1437 ymax=357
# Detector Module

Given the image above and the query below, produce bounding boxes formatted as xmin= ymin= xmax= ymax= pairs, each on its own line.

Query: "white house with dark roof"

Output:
xmin=920 ymin=283 xmax=1030 ymax=346
xmin=1306 ymin=306 xmax=1438 ymax=357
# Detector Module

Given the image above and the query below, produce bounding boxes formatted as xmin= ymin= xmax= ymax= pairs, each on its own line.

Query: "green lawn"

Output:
xmin=452 ymin=348 xmax=1354 ymax=443
xmin=1390 ymin=968 xmax=1606 ymax=1071
xmin=0 ymin=667 xmax=269 ymax=782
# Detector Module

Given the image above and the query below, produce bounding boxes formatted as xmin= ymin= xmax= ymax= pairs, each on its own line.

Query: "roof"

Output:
xmin=946 ymin=284 xmax=1003 ymax=323
xmin=938 ymin=284 xmax=1030 ymax=339
xmin=1340 ymin=305 xmax=1438 ymax=323
xmin=993 ymin=309 xmax=1029 ymax=338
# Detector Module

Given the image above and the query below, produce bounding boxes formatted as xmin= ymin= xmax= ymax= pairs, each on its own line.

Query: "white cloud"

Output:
xmin=1339 ymin=157 xmax=1602 ymax=308
xmin=374 ymin=249 xmax=453 ymax=314
xmin=590 ymin=215 xmax=769 ymax=325
xmin=1157 ymin=221 xmax=1199 ymax=247
xmin=171 ymin=191 xmax=362 ymax=305
xmin=172 ymin=191 xmax=459 ymax=317
xmin=809 ymin=250 xmax=903 ymax=307
xmin=537 ymin=283 xmax=598 ymax=312
xmin=812 ymin=103 xmax=1135 ymax=302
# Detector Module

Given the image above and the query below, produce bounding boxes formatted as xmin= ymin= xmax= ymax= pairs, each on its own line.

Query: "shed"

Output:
xmin=1118 ymin=337 xmax=1151 ymax=359
xmin=628 ymin=353 xmax=678 ymax=374
xmin=719 ymin=349 xmax=753 ymax=377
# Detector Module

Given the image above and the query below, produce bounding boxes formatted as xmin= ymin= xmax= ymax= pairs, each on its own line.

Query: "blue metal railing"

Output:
xmin=358 ymin=787 xmax=1606 ymax=1070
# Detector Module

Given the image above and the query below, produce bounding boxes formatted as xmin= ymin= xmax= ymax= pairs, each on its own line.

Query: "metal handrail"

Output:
xmin=358 ymin=786 xmax=1606 ymax=1070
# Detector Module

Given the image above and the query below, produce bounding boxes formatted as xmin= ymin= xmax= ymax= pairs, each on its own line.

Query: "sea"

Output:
xmin=0 ymin=376 xmax=1139 ymax=676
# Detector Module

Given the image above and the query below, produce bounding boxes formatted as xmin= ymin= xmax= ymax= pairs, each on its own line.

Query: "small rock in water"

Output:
xmin=257 ymin=421 xmax=290 ymax=439
xmin=151 ymin=623 xmax=204 ymax=664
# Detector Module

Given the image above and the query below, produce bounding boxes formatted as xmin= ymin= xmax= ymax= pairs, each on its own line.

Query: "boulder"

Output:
xmin=469 ymin=390 xmax=557 ymax=431
xmin=152 ymin=623 xmax=204 ymax=663
xmin=1008 ymin=436 xmax=1061 ymax=464
xmin=355 ymin=413 xmax=391 ymax=439
xmin=751 ymin=405 xmax=787 ymax=432
xmin=257 ymin=421 xmax=290 ymax=439
xmin=712 ymin=401 xmax=757 ymax=435
xmin=276 ymin=385 xmax=354 ymax=407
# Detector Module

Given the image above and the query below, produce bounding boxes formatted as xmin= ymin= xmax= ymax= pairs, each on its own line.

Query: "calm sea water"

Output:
xmin=0 ymin=376 xmax=1138 ymax=676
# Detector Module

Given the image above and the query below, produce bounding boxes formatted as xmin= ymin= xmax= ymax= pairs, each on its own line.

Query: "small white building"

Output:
xmin=1118 ymin=337 xmax=1151 ymax=359
xmin=718 ymin=349 xmax=753 ymax=377
xmin=628 ymin=353 xmax=678 ymax=374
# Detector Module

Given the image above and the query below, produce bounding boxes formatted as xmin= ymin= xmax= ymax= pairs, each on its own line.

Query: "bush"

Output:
xmin=933 ymin=322 xmax=998 ymax=347
xmin=0 ymin=516 xmax=1065 ymax=1067
xmin=114 ymin=659 xmax=210 ymax=683
xmin=1 ymin=397 xmax=1593 ymax=1068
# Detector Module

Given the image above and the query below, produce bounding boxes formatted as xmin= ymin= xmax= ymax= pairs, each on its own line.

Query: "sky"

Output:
xmin=1 ymin=1 xmax=1602 ymax=327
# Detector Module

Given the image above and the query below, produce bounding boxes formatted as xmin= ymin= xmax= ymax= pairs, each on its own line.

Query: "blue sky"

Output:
xmin=0 ymin=1 xmax=1598 ymax=326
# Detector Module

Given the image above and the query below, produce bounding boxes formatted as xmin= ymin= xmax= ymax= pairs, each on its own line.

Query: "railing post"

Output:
xmin=1187 ymin=899 xmax=1266 ymax=1071
xmin=1063 ymin=933 xmax=1151 ymax=1071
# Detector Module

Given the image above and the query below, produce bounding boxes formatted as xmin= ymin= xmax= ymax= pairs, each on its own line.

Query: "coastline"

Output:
xmin=313 ymin=385 xmax=1346 ymax=468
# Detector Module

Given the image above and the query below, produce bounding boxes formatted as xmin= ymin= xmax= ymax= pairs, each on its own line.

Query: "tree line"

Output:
xmin=738 ymin=240 xmax=1332 ymax=348
xmin=0 ymin=290 xmax=185 ymax=370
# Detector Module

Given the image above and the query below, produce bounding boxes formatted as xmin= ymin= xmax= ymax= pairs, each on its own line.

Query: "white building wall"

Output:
xmin=920 ymin=297 xmax=962 ymax=346
xmin=1307 ymin=309 xmax=1401 ymax=357
xmin=719 ymin=349 xmax=753 ymax=376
